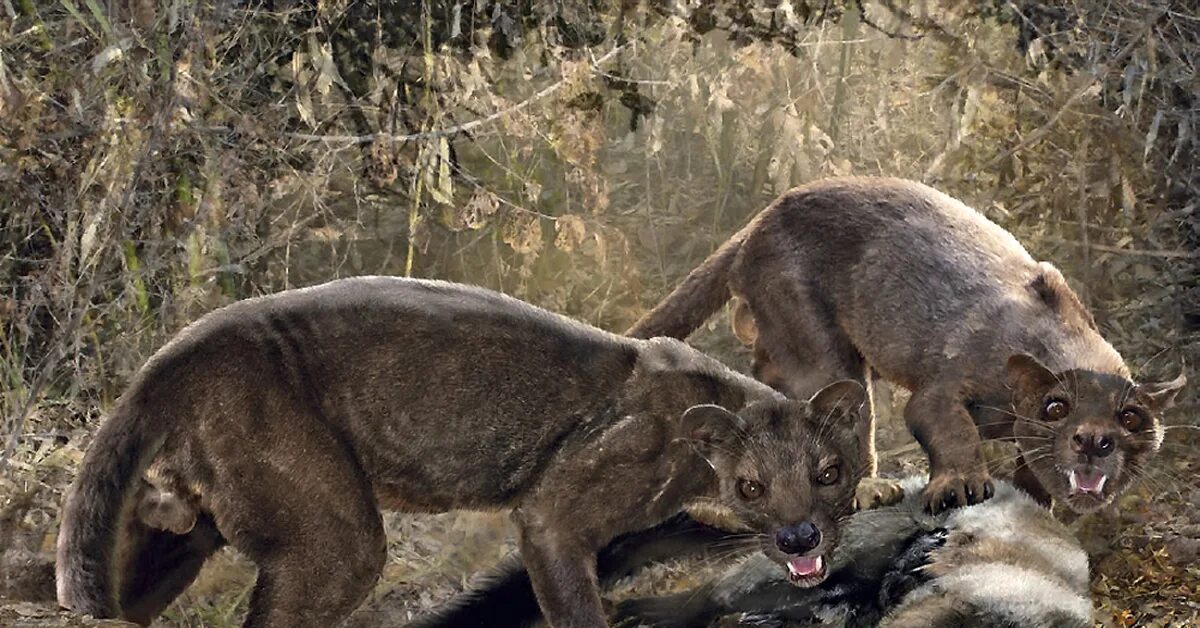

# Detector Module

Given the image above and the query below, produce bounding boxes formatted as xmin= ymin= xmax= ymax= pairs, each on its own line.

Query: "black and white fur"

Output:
xmin=611 ymin=476 xmax=1091 ymax=628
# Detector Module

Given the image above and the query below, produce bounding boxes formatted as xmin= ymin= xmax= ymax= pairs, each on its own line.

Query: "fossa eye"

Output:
xmin=816 ymin=465 xmax=840 ymax=486
xmin=1044 ymin=399 xmax=1070 ymax=421
xmin=1119 ymin=409 xmax=1144 ymax=431
xmin=737 ymin=478 xmax=765 ymax=501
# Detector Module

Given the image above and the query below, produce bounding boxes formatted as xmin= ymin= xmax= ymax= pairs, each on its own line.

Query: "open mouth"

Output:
xmin=785 ymin=554 xmax=826 ymax=585
xmin=1067 ymin=468 xmax=1107 ymax=498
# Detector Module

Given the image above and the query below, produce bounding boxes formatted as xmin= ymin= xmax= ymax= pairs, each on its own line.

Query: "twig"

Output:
xmin=874 ymin=0 xmax=962 ymax=48
xmin=588 ymin=45 xmax=673 ymax=86
xmin=828 ymin=7 xmax=859 ymax=145
xmin=1039 ymin=236 xmax=1197 ymax=259
xmin=447 ymin=159 xmax=559 ymax=221
xmin=284 ymin=44 xmax=627 ymax=145
xmin=1004 ymin=1 xmax=1051 ymax=43
xmin=879 ymin=442 xmax=922 ymax=458
xmin=856 ymin=0 xmax=921 ymax=41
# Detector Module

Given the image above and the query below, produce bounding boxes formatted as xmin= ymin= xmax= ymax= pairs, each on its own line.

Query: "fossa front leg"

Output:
xmin=905 ymin=382 xmax=994 ymax=514
xmin=515 ymin=509 xmax=607 ymax=628
xmin=854 ymin=477 xmax=906 ymax=511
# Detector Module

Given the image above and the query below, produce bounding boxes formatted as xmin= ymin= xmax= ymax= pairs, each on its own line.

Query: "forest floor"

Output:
xmin=2 ymin=391 xmax=1197 ymax=627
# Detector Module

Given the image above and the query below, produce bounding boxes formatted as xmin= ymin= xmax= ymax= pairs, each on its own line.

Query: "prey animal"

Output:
xmin=612 ymin=476 xmax=1093 ymax=628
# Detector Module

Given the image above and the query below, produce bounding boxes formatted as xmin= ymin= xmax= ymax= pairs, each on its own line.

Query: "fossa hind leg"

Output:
xmin=233 ymin=474 xmax=385 ymax=628
xmin=119 ymin=513 xmax=227 ymax=624
xmin=733 ymin=288 xmax=867 ymax=398
xmin=734 ymin=288 xmax=899 ymax=507
xmin=204 ymin=408 xmax=386 ymax=628
xmin=854 ymin=369 xmax=905 ymax=510
xmin=733 ymin=287 xmax=872 ymax=442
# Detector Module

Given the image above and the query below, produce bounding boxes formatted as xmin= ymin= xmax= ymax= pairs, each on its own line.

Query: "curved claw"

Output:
xmin=922 ymin=471 xmax=994 ymax=514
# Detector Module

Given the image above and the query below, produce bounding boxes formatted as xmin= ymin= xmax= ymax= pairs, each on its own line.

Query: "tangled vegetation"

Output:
xmin=1 ymin=1 xmax=1196 ymax=625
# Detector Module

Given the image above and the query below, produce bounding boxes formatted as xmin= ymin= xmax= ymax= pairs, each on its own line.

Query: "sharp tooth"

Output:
xmin=1068 ymin=470 xmax=1079 ymax=493
xmin=1095 ymin=474 xmax=1107 ymax=494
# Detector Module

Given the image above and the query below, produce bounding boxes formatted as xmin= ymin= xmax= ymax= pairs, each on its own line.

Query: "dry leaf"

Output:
xmin=554 ymin=214 xmax=587 ymax=251
xmin=501 ymin=213 xmax=543 ymax=256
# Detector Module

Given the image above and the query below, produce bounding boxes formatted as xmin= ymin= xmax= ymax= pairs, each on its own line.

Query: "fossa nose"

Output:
xmin=775 ymin=521 xmax=821 ymax=554
xmin=1071 ymin=426 xmax=1115 ymax=459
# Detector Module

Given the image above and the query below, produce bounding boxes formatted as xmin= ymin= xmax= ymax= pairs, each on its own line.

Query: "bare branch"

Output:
xmin=285 ymin=44 xmax=628 ymax=145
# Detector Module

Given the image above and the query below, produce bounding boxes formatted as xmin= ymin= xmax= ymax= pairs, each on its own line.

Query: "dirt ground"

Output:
xmin=2 ymin=384 xmax=1197 ymax=627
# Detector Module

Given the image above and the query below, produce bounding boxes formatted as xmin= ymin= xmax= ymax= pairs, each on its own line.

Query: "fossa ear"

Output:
xmin=1136 ymin=371 xmax=1187 ymax=413
xmin=730 ymin=297 xmax=759 ymax=347
xmin=1004 ymin=353 xmax=1059 ymax=398
xmin=807 ymin=379 xmax=867 ymax=425
xmin=680 ymin=404 xmax=744 ymax=453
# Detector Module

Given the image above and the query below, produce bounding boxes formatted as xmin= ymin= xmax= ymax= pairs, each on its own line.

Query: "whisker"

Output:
xmin=975 ymin=405 xmax=1055 ymax=430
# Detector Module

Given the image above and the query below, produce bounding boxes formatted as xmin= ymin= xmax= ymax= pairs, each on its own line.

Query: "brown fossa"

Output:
xmin=55 ymin=277 xmax=871 ymax=628
xmin=628 ymin=176 xmax=1185 ymax=514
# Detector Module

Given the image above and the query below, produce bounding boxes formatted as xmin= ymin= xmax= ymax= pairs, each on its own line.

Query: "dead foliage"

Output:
xmin=1 ymin=1 xmax=1195 ymax=626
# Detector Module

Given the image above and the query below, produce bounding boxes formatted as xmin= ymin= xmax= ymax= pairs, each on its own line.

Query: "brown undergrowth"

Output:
xmin=2 ymin=1 xmax=1196 ymax=626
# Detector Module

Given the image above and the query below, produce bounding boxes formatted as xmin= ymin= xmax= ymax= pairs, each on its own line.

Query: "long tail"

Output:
xmin=56 ymin=393 xmax=171 ymax=621
xmin=625 ymin=228 xmax=750 ymax=340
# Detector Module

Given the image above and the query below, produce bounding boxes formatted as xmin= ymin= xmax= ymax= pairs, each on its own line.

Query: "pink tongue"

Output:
xmin=788 ymin=556 xmax=822 ymax=577
xmin=1075 ymin=470 xmax=1105 ymax=493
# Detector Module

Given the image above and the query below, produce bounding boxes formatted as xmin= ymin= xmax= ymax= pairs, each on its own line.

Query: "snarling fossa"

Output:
xmin=612 ymin=476 xmax=1093 ymax=628
xmin=628 ymin=177 xmax=1185 ymax=513
xmin=55 ymin=277 xmax=872 ymax=628
xmin=410 ymin=378 xmax=870 ymax=628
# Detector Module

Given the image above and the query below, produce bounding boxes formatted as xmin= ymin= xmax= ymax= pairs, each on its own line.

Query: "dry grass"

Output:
xmin=2 ymin=0 xmax=1197 ymax=626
